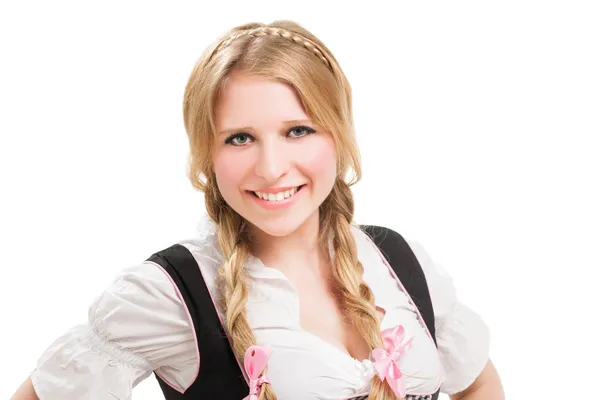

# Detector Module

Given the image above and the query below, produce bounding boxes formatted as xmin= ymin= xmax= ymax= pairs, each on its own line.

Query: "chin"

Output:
xmin=250 ymin=215 xmax=306 ymax=238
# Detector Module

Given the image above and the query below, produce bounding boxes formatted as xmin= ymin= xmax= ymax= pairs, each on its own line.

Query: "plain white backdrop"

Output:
xmin=1 ymin=1 xmax=598 ymax=398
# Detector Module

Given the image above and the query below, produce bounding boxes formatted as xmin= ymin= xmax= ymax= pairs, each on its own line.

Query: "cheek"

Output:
xmin=213 ymin=151 xmax=250 ymax=194
xmin=298 ymin=135 xmax=337 ymax=180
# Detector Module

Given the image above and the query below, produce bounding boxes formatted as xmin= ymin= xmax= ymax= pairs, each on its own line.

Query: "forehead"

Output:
xmin=214 ymin=72 xmax=309 ymax=131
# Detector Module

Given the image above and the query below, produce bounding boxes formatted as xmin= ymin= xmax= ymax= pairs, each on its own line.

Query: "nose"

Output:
xmin=254 ymin=137 xmax=290 ymax=182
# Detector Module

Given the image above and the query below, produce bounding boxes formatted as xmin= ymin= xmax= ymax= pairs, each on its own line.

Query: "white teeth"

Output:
xmin=254 ymin=186 xmax=300 ymax=202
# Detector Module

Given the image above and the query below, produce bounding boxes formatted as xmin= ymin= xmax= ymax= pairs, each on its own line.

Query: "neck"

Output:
xmin=248 ymin=211 xmax=326 ymax=270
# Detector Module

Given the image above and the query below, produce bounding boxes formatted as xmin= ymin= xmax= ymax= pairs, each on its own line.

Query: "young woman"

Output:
xmin=11 ymin=20 xmax=503 ymax=400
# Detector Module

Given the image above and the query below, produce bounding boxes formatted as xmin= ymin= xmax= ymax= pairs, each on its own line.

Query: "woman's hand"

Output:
xmin=10 ymin=377 xmax=40 ymax=400
xmin=450 ymin=359 xmax=504 ymax=400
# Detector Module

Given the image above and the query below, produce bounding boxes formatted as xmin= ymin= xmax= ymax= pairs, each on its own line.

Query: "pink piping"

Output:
xmin=193 ymin=258 xmax=250 ymax=385
xmin=147 ymin=253 xmax=250 ymax=391
xmin=346 ymin=233 xmax=443 ymax=397
xmin=147 ymin=233 xmax=441 ymax=397
xmin=146 ymin=260 xmax=200 ymax=394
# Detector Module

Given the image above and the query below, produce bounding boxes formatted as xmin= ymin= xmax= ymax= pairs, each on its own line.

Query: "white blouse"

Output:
xmin=30 ymin=218 xmax=491 ymax=399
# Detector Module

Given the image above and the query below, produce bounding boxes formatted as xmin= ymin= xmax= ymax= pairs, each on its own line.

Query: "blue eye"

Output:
xmin=225 ymin=133 xmax=254 ymax=146
xmin=287 ymin=125 xmax=316 ymax=138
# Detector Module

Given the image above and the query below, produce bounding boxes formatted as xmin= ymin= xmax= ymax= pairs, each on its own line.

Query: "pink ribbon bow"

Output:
xmin=243 ymin=345 xmax=271 ymax=400
xmin=372 ymin=324 xmax=414 ymax=398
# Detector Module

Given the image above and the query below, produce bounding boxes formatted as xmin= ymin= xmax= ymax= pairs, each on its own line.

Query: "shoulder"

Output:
xmin=170 ymin=214 xmax=224 ymax=290
xmin=31 ymin=260 xmax=200 ymax=398
xmin=351 ymin=223 xmax=454 ymax=314
xmin=354 ymin=224 xmax=406 ymax=244
xmin=176 ymin=214 xmax=224 ymax=265
xmin=351 ymin=224 xmax=409 ymax=257
xmin=89 ymin=261 xmax=194 ymax=341
xmin=352 ymin=223 xmax=448 ymax=280
xmin=352 ymin=224 xmax=432 ymax=305
xmin=352 ymin=224 xmax=418 ymax=271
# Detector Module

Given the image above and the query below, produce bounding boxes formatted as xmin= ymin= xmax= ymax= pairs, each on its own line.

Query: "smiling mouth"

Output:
xmin=250 ymin=185 xmax=305 ymax=202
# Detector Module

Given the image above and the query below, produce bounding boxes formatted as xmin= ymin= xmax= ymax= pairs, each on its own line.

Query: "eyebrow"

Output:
xmin=217 ymin=119 xmax=314 ymax=136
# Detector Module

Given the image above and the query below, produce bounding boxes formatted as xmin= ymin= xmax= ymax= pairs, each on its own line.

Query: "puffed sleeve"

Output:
xmin=30 ymin=262 xmax=198 ymax=399
xmin=408 ymin=240 xmax=491 ymax=395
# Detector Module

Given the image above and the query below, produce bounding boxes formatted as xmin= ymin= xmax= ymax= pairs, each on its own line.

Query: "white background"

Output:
xmin=1 ymin=1 xmax=599 ymax=399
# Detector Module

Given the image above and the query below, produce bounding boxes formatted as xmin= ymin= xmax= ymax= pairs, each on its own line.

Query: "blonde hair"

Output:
xmin=183 ymin=21 xmax=398 ymax=399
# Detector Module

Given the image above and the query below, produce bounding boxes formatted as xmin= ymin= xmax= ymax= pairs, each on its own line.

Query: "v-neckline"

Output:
xmin=247 ymin=255 xmax=389 ymax=363
xmin=297 ymin=306 xmax=389 ymax=363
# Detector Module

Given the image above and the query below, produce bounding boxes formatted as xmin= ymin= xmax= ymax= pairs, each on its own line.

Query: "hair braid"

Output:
xmin=205 ymin=176 xmax=277 ymax=400
xmin=212 ymin=26 xmax=333 ymax=72
xmin=322 ymin=179 xmax=399 ymax=399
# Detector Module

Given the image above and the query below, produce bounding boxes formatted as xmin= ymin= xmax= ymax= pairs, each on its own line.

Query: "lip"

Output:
xmin=247 ymin=185 xmax=305 ymax=210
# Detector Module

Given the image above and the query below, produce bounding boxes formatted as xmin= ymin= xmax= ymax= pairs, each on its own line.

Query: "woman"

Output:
xmin=12 ymin=20 xmax=503 ymax=400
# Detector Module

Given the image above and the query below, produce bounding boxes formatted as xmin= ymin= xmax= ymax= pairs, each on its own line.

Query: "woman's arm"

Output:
xmin=407 ymin=240 xmax=501 ymax=398
xmin=11 ymin=377 xmax=39 ymax=400
xmin=11 ymin=263 xmax=197 ymax=399
xmin=449 ymin=359 xmax=504 ymax=400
